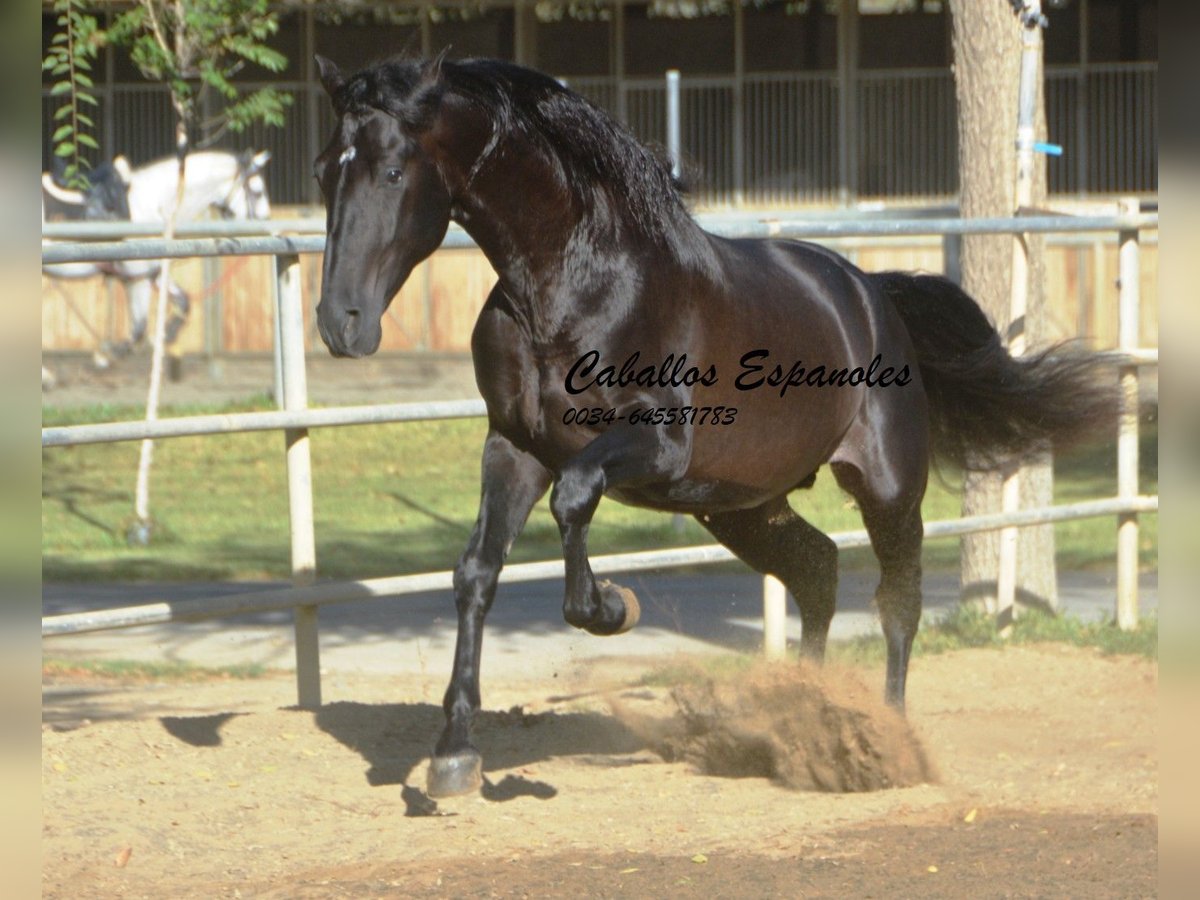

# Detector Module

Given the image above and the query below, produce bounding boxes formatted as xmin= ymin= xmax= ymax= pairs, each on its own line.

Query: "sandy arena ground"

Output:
xmin=43 ymin=643 xmax=1156 ymax=898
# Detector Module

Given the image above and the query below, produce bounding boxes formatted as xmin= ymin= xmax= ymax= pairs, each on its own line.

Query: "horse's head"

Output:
xmin=313 ymin=55 xmax=453 ymax=358
xmin=43 ymin=156 xmax=133 ymax=222
xmin=220 ymin=150 xmax=272 ymax=220
xmin=83 ymin=156 xmax=134 ymax=220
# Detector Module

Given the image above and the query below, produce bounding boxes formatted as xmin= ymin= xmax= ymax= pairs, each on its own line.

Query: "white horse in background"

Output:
xmin=41 ymin=149 xmax=272 ymax=378
xmin=121 ymin=149 xmax=272 ymax=222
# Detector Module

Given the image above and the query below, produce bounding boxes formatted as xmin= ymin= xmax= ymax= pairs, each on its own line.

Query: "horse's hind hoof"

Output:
xmin=594 ymin=580 xmax=640 ymax=635
xmin=426 ymin=751 xmax=483 ymax=799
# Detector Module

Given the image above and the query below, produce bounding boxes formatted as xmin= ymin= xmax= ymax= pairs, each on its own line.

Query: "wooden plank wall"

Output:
xmin=42 ymin=239 xmax=1158 ymax=355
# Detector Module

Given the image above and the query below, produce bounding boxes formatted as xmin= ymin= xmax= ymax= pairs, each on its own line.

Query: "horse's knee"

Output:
xmin=550 ymin=465 xmax=601 ymax=526
xmin=452 ymin=553 xmax=499 ymax=618
xmin=170 ymin=286 xmax=190 ymax=316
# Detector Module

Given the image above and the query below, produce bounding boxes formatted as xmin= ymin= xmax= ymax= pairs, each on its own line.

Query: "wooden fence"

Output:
xmin=42 ymin=234 xmax=1159 ymax=358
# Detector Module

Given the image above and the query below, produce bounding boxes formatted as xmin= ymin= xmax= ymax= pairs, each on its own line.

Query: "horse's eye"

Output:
xmin=385 ymin=167 xmax=403 ymax=185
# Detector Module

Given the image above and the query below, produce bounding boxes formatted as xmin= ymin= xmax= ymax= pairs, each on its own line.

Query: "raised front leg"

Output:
xmin=551 ymin=424 xmax=690 ymax=636
xmin=427 ymin=431 xmax=551 ymax=798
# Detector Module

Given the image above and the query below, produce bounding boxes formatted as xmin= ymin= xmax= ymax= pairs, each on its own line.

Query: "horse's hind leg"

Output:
xmin=830 ymin=459 xmax=927 ymax=710
xmin=698 ymin=497 xmax=838 ymax=661
xmin=427 ymin=431 xmax=551 ymax=798
xmin=124 ymin=277 xmax=152 ymax=348
xmin=162 ymin=278 xmax=190 ymax=345
xmin=163 ymin=280 xmax=191 ymax=382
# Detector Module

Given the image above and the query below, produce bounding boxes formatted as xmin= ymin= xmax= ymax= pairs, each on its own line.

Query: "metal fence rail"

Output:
xmin=41 ymin=210 xmax=1159 ymax=709
xmin=41 ymin=212 xmax=1159 ymax=265
xmin=42 ymin=495 xmax=1158 ymax=638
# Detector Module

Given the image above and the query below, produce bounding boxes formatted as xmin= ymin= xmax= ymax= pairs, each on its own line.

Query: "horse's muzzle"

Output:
xmin=316 ymin=299 xmax=380 ymax=358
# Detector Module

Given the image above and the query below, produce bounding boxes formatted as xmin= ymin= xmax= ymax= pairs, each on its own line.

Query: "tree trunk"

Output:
xmin=130 ymin=115 xmax=188 ymax=543
xmin=948 ymin=1 xmax=1058 ymax=613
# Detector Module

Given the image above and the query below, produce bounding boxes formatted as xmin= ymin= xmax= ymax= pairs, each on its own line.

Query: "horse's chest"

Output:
xmin=484 ymin=359 xmax=591 ymax=467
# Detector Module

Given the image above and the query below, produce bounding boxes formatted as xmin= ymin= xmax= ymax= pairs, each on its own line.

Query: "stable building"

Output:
xmin=42 ymin=0 xmax=1157 ymax=209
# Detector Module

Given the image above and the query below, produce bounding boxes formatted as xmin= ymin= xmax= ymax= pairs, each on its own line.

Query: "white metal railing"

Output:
xmin=41 ymin=209 xmax=1159 ymax=709
xmin=39 ymin=211 xmax=1159 ymax=265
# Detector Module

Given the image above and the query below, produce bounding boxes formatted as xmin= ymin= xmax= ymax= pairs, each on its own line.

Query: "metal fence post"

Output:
xmin=277 ymin=252 xmax=321 ymax=708
xmin=204 ymin=256 xmax=224 ymax=380
xmin=271 ymin=272 xmax=285 ymax=408
xmin=762 ymin=575 xmax=787 ymax=660
xmin=1116 ymin=197 xmax=1141 ymax=630
xmin=666 ymin=69 xmax=681 ymax=180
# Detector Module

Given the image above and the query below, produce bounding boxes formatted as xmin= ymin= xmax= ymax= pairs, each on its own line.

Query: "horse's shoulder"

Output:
xmin=471 ymin=284 xmax=538 ymax=371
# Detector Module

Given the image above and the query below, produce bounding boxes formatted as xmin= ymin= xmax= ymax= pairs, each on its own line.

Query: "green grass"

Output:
xmin=42 ymin=656 xmax=271 ymax=681
xmin=827 ymin=605 xmax=1159 ymax=666
xmin=638 ymin=608 xmax=1158 ymax=688
xmin=42 ymin=399 xmax=1158 ymax=583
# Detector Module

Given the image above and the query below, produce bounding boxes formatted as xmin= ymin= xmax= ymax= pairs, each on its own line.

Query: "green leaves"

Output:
xmin=44 ymin=0 xmax=293 ymax=176
xmin=223 ymin=88 xmax=293 ymax=132
xmin=42 ymin=0 xmax=100 ymax=190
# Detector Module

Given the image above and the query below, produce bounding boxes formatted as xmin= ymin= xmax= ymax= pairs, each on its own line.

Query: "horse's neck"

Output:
xmin=456 ymin=169 xmax=711 ymax=342
xmin=455 ymin=189 xmax=577 ymax=292
xmin=128 ymin=154 xmax=236 ymax=222
xmin=436 ymin=102 xmax=713 ymax=342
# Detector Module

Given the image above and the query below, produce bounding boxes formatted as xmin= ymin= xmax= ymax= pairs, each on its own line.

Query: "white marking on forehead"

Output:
xmin=338 ymin=145 xmax=357 ymax=166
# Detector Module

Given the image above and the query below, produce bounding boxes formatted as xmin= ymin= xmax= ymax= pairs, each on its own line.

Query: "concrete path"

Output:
xmin=43 ymin=570 xmax=1157 ymax=682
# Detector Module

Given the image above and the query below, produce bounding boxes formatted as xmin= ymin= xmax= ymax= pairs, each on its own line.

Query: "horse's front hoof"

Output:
xmin=587 ymin=580 xmax=641 ymax=636
xmin=426 ymin=751 xmax=483 ymax=799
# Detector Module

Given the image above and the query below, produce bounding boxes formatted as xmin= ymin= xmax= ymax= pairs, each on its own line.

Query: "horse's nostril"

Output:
xmin=341 ymin=307 xmax=361 ymax=343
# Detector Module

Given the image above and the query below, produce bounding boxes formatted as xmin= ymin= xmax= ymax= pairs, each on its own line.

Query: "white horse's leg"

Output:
xmin=162 ymin=277 xmax=191 ymax=382
xmin=43 ymin=266 xmax=116 ymax=370
xmin=161 ymin=276 xmax=190 ymax=345
xmin=124 ymin=276 xmax=153 ymax=350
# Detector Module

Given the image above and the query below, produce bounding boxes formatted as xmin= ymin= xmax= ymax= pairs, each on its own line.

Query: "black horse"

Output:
xmin=312 ymin=55 xmax=1112 ymax=798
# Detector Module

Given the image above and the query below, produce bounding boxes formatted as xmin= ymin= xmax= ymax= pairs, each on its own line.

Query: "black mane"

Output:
xmin=335 ymin=57 xmax=696 ymax=245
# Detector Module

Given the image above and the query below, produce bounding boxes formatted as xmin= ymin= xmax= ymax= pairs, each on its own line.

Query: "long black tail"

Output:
xmin=873 ymin=271 xmax=1117 ymax=471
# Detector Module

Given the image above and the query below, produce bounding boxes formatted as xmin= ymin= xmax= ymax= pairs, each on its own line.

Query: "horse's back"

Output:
xmin=711 ymin=234 xmax=877 ymax=319
xmin=127 ymin=151 xmax=241 ymax=221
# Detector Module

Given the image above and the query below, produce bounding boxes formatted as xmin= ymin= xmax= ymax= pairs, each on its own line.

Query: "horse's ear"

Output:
xmin=315 ymin=55 xmax=345 ymax=97
xmin=422 ymin=48 xmax=450 ymax=84
xmin=248 ymin=150 xmax=271 ymax=174
xmin=113 ymin=155 xmax=133 ymax=185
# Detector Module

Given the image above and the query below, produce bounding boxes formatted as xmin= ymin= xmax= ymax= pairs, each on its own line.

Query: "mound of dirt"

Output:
xmin=647 ymin=662 xmax=935 ymax=792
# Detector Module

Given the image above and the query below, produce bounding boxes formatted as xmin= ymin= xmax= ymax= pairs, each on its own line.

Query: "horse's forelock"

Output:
xmin=338 ymin=60 xmax=447 ymax=132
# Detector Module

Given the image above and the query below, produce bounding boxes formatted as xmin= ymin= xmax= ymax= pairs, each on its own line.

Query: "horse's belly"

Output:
xmin=606 ymin=477 xmax=803 ymax=514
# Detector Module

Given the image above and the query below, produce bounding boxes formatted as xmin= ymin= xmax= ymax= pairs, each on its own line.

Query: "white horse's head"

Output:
xmin=218 ymin=149 xmax=272 ymax=220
